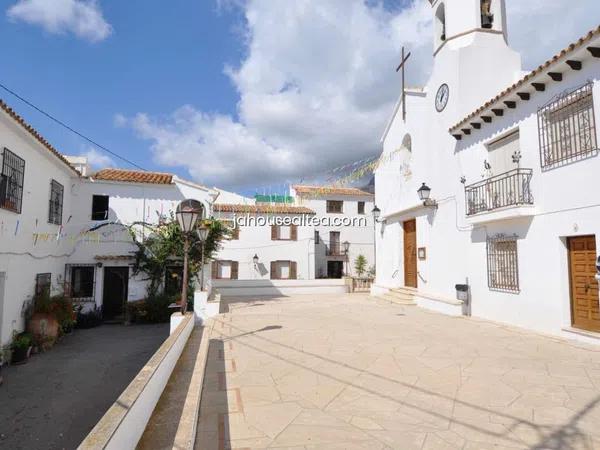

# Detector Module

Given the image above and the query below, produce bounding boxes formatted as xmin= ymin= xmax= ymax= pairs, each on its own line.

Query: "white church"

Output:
xmin=373 ymin=0 xmax=600 ymax=343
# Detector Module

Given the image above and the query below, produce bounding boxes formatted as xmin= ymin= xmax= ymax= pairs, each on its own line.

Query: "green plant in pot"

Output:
xmin=11 ymin=332 xmax=33 ymax=364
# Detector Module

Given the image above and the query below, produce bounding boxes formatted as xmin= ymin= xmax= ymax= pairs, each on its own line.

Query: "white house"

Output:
xmin=0 ymin=100 xmax=80 ymax=347
xmin=65 ymin=167 xmax=218 ymax=319
xmin=212 ymin=203 xmax=317 ymax=281
xmin=291 ymin=185 xmax=375 ymax=278
xmin=374 ymin=0 xmax=600 ymax=342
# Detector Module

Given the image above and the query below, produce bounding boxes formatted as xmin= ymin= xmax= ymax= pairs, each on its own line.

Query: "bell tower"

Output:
xmin=432 ymin=0 xmax=508 ymax=53
xmin=426 ymin=0 xmax=520 ymax=119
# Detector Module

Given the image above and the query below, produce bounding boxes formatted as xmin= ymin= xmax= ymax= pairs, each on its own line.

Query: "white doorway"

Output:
xmin=0 ymin=272 xmax=5 ymax=345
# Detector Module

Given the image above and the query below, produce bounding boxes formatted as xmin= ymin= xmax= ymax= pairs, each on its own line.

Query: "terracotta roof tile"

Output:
xmin=93 ymin=168 xmax=173 ymax=184
xmin=293 ymin=185 xmax=374 ymax=197
xmin=213 ymin=204 xmax=315 ymax=215
xmin=0 ymin=99 xmax=80 ymax=175
xmin=449 ymin=25 xmax=600 ymax=135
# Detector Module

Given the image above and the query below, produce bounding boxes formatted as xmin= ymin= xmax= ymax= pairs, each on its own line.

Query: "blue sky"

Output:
xmin=0 ymin=0 xmax=597 ymax=195
xmin=0 ymin=0 xmax=244 ymax=177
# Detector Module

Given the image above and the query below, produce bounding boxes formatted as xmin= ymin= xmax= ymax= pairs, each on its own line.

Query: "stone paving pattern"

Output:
xmin=195 ymin=294 xmax=600 ymax=450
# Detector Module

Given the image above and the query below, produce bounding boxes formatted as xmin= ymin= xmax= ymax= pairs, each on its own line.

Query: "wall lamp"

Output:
xmin=417 ymin=183 xmax=438 ymax=208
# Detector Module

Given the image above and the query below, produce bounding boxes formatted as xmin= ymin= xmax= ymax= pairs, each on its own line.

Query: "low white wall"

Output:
xmin=212 ymin=279 xmax=348 ymax=297
xmin=78 ymin=313 xmax=194 ymax=450
xmin=194 ymin=288 xmax=220 ymax=324
xmin=415 ymin=292 xmax=464 ymax=317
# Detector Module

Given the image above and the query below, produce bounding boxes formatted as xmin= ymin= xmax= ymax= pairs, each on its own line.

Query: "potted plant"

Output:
xmin=11 ymin=332 xmax=33 ymax=365
xmin=27 ymin=291 xmax=60 ymax=347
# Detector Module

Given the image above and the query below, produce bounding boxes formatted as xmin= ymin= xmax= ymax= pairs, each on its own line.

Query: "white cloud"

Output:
xmin=81 ymin=148 xmax=114 ymax=169
xmin=122 ymin=0 xmax=597 ymax=189
xmin=7 ymin=0 xmax=112 ymax=42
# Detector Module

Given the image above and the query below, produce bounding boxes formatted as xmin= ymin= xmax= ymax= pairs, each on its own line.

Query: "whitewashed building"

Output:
xmin=291 ymin=185 xmax=375 ymax=278
xmin=66 ymin=167 xmax=218 ymax=319
xmin=212 ymin=203 xmax=317 ymax=281
xmin=0 ymin=100 xmax=80 ymax=346
xmin=374 ymin=0 xmax=600 ymax=342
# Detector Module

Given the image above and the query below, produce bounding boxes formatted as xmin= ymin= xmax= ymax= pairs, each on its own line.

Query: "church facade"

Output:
xmin=374 ymin=0 xmax=600 ymax=343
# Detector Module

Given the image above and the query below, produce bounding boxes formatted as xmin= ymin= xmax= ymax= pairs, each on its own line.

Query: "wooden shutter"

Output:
xmin=291 ymin=225 xmax=298 ymax=241
xmin=270 ymin=261 xmax=278 ymax=279
xmin=290 ymin=261 xmax=297 ymax=280
xmin=231 ymin=261 xmax=239 ymax=280
xmin=211 ymin=261 xmax=218 ymax=279
xmin=271 ymin=225 xmax=279 ymax=240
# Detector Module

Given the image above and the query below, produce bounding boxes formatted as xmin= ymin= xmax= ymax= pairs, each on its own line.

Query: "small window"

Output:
xmin=538 ymin=82 xmax=598 ymax=170
xmin=270 ymin=261 xmax=297 ymax=280
xmin=91 ymin=195 xmax=109 ymax=221
xmin=35 ymin=273 xmax=52 ymax=296
xmin=0 ymin=148 xmax=25 ymax=213
xmin=212 ymin=260 xmax=239 ymax=280
xmin=358 ymin=201 xmax=365 ymax=215
xmin=70 ymin=266 xmax=95 ymax=299
xmin=271 ymin=225 xmax=297 ymax=241
xmin=48 ymin=180 xmax=64 ymax=225
xmin=314 ymin=230 xmax=320 ymax=244
xmin=487 ymin=235 xmax=520 ymax=293
xmin=326 ymin=200 xmax=343 ymax=214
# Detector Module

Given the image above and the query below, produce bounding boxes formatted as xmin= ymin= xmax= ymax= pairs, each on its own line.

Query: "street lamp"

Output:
xmin=196 ymin=222 xmax=209 ymax=291
xmin=175 ymin=199 xmax=204 ymax=314
xmin=342 ymin=241 xmax=350 ymax=276
xmin=372 ymin=205 xmax=381 ymax=279
xmin=253 ymin=254 xmax=259 ymax=265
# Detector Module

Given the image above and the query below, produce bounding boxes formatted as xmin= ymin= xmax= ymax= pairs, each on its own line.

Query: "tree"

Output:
xmin=130 ymin=215 xmax=231 ymax=298
xmin=354 ymin=254 xmax=368 ymax=278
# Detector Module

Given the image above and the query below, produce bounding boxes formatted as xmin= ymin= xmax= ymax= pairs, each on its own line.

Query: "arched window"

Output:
xmin=401 ymin=134 xmax=412 ymax=152
xmin=481 ymin=0 xmax=494 ymax=29
xmin=435 ymin=3 xmax=446 ymax=45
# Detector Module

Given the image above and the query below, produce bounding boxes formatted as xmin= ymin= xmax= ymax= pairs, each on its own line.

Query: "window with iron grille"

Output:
xmin=538 ymin=82 xmax=598 ymax=170
xmin=48 ymin=179 xmax=64 ymax=225
xmin=0 ymin=148 xmax=25 ymax=213
xmin=35 ymin=273 xmax=51 ymax=296
xmin=487 ymin=235 xmax=520 ymax=293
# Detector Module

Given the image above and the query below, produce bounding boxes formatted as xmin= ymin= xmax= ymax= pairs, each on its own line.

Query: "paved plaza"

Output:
xmin=196 ymin=294 xmax=600 ymax=450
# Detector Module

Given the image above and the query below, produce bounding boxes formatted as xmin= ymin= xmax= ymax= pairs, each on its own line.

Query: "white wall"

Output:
xmin=214 ymin=211 xmax=315 ymax=281
xmin=293 ymin=192 xmax=375 ymax=278
xmin=0 ymin=109 xmax=78 ymax=346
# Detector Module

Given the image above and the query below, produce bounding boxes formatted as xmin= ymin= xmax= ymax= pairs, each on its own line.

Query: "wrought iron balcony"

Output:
xmin=326 ymin=246 xmax=346 ymax=257
xmin=465 ymin=168 xmax=533 ymax=217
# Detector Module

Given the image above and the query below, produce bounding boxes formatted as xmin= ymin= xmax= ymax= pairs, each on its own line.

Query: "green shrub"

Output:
xmin=127 ymin=293 xmax=176 ymax=324
xmin=11 ymin=332 xmax=33 ymax=350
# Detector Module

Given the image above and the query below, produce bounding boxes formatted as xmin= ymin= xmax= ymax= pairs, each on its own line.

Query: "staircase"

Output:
xmin=376 ymin=286 xmax=417 ymax=305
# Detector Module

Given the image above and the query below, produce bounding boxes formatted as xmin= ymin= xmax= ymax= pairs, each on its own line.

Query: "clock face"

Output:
xmin=435 ymin=84 xmax=449 ymax=112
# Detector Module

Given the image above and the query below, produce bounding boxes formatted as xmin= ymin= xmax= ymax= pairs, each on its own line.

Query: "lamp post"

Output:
xmin=176 ymin=199 xmax=204 ymax=315
xmin=197 ymin=223 xmax=209 ymax=291
xmin=372 ymin=206 xmax=381 ymax=277
xmin=343 ymin=241 xmax=350 ymax=276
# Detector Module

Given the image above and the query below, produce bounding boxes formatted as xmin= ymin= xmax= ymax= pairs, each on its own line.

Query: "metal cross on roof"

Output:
xmin=396 ymin=46 xmax=412 ymax=122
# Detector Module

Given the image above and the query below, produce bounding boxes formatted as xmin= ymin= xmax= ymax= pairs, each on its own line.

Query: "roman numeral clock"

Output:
xmin=435 ymin=83 xmax=449 ymax=112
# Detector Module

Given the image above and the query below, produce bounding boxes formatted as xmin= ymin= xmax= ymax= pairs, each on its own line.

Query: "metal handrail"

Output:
xmin=465 ymin=168 xmax=533 ymax=216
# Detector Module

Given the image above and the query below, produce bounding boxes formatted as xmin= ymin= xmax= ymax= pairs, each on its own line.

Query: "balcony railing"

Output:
xmin=465 ymin=168 xmax=533 ymax=217
xmin=326 ymin=246 xmax=346 ymax=257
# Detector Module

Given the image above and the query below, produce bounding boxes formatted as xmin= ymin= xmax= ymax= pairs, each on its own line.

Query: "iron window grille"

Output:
xmin=65 ymin=264 xmax=96 ymax=302
xmin=35 ymin=273 xmax=52 ymax=296
xmin=48 ymin=179 xmax=64 ymax=225
xmin=538 ymin=82 xmax=598 ymax=170
xmin=0 ymin=148 xmax=25 ymax=213
xmin=487 ymin=235 xmax=520 ymax=293
xmin=465 ymin=168 xmax=533 ymax=216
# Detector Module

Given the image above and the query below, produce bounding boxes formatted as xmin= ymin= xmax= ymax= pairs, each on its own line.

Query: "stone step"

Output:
xmin=377 ymin=291 xmax=416 ymax=306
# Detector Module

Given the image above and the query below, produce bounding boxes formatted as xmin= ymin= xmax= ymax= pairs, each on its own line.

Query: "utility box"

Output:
xmin=455 ymin=284 xmax=469 ymax=302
